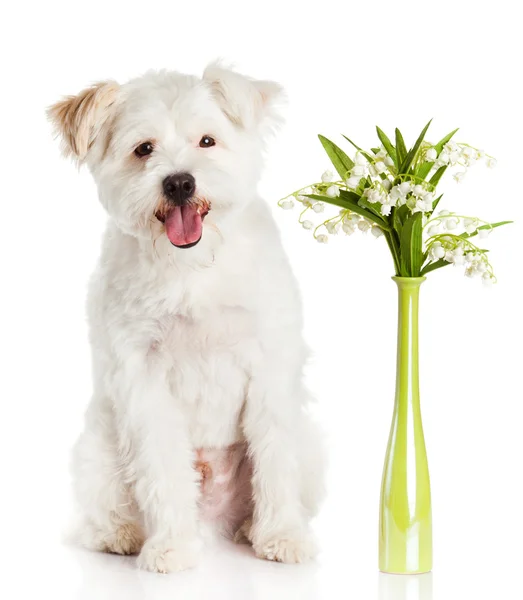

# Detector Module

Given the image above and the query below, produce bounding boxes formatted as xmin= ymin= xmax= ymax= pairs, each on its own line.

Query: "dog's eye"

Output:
xmin=199 ymin=136 xmax=216 ymax=148
xmin=134 ymin=142 xmax=154 ymax=157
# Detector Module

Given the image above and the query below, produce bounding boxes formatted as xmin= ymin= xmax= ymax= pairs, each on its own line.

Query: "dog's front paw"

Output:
xmin=137 ymin=536 xmax=201 ymax=574
xmin=253 ymin=531 xmax=317 ymax=564
xmin=105 ymin=523 xmax=144 ymax=555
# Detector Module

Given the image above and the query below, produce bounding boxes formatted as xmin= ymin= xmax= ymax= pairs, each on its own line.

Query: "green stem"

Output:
xmin=313 ymin=214 xmax=343 ymax=238
xmin=384 ymin=230 xmax=401 ymax=275
xmin=423 ymin=214 xmax=490 ymax=230
xmin=458 ymin=142 xmax=495 ymax=159
xmin=426 ymin=233 xmax=488 ymax=254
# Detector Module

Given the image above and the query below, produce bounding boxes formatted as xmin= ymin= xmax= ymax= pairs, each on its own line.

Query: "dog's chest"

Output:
xmin=160 ymin=305 xmax=258 ymax=448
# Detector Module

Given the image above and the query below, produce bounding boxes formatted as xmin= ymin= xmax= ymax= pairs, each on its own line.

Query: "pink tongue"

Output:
xmin=164 ymin=205 xmax=203 ymax=246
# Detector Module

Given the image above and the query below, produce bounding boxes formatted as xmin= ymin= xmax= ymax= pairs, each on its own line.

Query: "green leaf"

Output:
xmin=479 ymin=220 xmax=512 ymax=230
xmin=355 ymin=176 xmax=368 ymax=195
xmin=399 ymin=119 xmax=432 ymax=174
xmin=304 ymin=193 xmax=351 ymax=209
xmin=418 ymin=128 xmax=459 ymax=179
xmin=318 ymin=135 xmax=354 ymax=179
xmin=376 ymin=127 xmax=398 ymax=168
xmin=340 ymin=190 xmax=365 ymax=203
xmin=358 ymin=196 xmax=384 ymax=219
xmin=399 ymin=212 xmax=424 ymax=276
xmin=342 ymin=135 xmax=362 ymax=151
xmin=383 ymin=231 xmax=401 ymax=276
xmin=434 ymin=128 xmax=459 ymax=154
xmin=392 ymin=205 xmax=409 ymax=237
xmin=455 ymin=243 xmax=490 ymax=253
xmin=341 ymin=136 xmax=375 ymax=164
xmin=344 ymin=190 xmax=391 ymax=229
xmin=428 ymin=166 xmax=447 ymax=188
xmin=459 ymin=220 xmax=513 ymax=239
xmin=304 ymin=192 xmax=390 ymax=230
xmin=432 ymin=194 xmax=443 ymax=211
xmin=371 ymin=147 xmax=380 ymax=154
xmin=420 ymin=259 xmax=450 ymax=276
xmin=395 ymin=129 xmax=407 ymax=165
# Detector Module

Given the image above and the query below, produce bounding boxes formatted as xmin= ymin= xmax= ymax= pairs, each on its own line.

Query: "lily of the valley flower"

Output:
xmin=351 ymin=165 xmax=366 ymax=177
xmin=461 ymin=146 xmax=477 ymax=163
xmin=463 ymin=218 xmax=478 ymax=234
xmin=425 ymin=147 xmax=438 ymax=162
xmin=354 ymin=152 xmax=367 ymax=165
xmin=375 ymin=161 xmax=387 ymax=174
xmin=326 ymin=184 xmax=340 ymax=198
xmin=346 ymin=176 xmax=361 ymax=189
xmin=384 ymin=155 xmax=395 ymax=167
xmin=430 ymin=243 xmax=446 ymax=259
xmin=412 ymin=184 xmax=426 ymax=198
xmin=399 ymin=182 xmax=412 ymax=195
xmin=325 ymin=221 xmax=340 ymax=234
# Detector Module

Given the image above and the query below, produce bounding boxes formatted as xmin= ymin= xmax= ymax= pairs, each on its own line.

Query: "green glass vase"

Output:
xmin=379 ymin=276 xmax=432 ymax=574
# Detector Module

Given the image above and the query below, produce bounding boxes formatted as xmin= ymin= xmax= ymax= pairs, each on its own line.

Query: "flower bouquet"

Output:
xmin=279 ymin=122 xmax=511 ymax=574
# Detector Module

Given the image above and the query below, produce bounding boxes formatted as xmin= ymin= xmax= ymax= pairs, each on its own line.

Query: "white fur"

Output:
xmin=50 ymin=64 xmax=325 ymax=573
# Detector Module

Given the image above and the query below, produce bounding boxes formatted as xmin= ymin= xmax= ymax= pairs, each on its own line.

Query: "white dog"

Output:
xmin=49 ymin=64 xmax=324 ymax=574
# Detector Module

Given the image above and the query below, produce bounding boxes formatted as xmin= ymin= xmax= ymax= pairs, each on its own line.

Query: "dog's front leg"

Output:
xmin=243 ymin=362 xmax=317 ymax=564
xmin=112 ymin=356 xmax=200 ymax=574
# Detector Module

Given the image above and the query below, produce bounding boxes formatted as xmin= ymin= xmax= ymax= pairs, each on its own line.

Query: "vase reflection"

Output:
xmin=378 ymin=572 xmax=433 ymax=600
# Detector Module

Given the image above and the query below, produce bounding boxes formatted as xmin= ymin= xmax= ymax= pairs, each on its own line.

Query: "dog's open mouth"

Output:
xmin=156 ymin=203 xmax=210 ymax=249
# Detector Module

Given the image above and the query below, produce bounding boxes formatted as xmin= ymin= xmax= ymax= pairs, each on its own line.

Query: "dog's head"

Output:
xmin=48 ymin=65 xmax=283 ymax=248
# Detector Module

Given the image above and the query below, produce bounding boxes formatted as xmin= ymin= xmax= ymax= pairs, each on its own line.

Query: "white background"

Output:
xmin=1 ymin=1 xmax=522 ymax=598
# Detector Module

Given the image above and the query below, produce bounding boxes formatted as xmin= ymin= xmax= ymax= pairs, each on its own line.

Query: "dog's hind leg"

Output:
xmin=70 ymin=393 xmax=143 ymax=555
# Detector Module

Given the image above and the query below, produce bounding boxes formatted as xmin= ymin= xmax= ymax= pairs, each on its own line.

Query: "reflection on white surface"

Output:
xmin=378 ymin=572 xmax=433 ymax=600
xmin=73 ymin=538 xmax=320 ymax=600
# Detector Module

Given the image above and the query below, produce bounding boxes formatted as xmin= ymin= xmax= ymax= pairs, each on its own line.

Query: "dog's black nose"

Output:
xmin=162 ymin=173 xmax=196 ymax=205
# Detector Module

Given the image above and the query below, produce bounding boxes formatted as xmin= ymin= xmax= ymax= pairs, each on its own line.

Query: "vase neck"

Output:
xmin=393 ymin=277 xmax=424 ymax=410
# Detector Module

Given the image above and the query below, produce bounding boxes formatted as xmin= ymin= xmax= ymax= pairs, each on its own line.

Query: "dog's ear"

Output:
xmin=47 ymin=81 xmax=120 ymax=163
xmin=203 ymin=63 xmax=284 ymax=132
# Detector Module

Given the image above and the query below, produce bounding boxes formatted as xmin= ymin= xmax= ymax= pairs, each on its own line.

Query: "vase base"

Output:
xmin=379 ymin=569 xmax=432 ymax=575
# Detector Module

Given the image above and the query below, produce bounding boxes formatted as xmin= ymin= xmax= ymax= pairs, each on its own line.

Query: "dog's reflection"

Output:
xmin=73 ymin=539 xmax=320 ymax=600
xmin=378 ymin=572 xmax=433 ymax=600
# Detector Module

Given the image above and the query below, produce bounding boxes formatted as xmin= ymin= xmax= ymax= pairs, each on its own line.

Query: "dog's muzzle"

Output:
xmin=156 ymin=173 xmax=209 ymax=248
